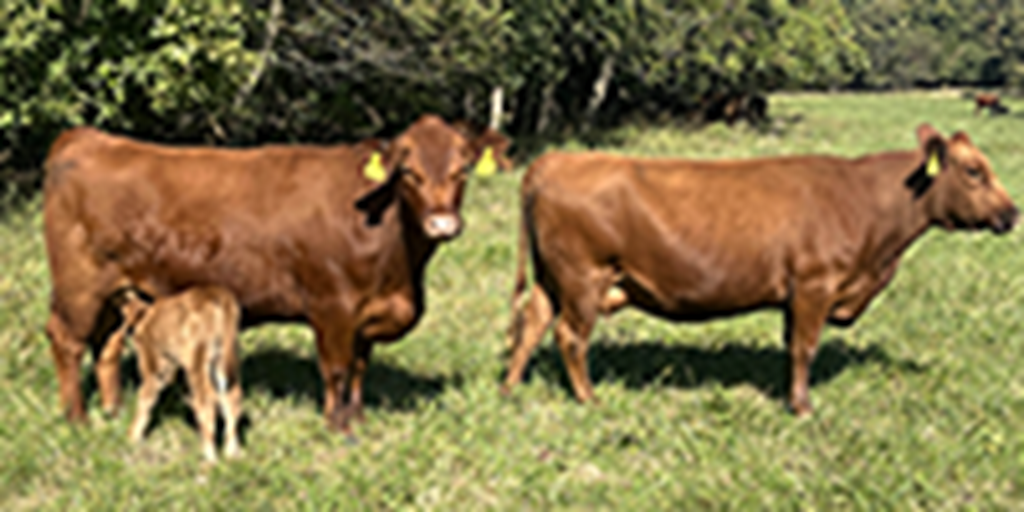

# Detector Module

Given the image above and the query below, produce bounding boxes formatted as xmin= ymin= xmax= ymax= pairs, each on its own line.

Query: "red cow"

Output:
xmin=503 ymin=124 xmax=1017 ymax=415
xmin=43 ymin=115 xmax=509 ymax=431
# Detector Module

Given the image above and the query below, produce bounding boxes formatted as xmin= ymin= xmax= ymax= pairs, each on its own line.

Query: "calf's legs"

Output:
xmin=185 ymin=367 xmax=218 ymax=463
xmin=129 ymin=350 xmax=173 ymax=443
xmin=215 ymin=330 xmax=244 ymax=459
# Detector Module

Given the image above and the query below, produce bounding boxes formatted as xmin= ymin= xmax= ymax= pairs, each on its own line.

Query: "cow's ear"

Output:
xmin=915 ymin=124 xmax=948 ymax=177
xmin=905 ymin=125 xmax=949 ymax=197
xmin=467 ymin=129 xmax=512 ymax=176
xmin=359 ymin=140 xmax=407 ymax=184
xmin=922 ymin=136 xmax=948 ymax=177
xmin=951 ymin=131 xmax=972 ymax=146
xmin=916 ymin=123 xmax=942 ymax=147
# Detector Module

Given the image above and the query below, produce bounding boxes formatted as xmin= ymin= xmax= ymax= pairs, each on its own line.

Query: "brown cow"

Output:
xmin=116 ymin=286 xmax=242 ymax=462
xmin=503 ymin=124 xmax=1018 ymax=416
xmin=975 ymin=93 xmax=1009 ymax=116
xmin=452 ymin=120 xmax=515 ymax=172
xmin=43 ymin=115 xmax=507 ymax=432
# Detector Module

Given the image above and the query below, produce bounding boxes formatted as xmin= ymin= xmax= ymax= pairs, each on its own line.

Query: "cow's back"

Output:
xmin=43 ymin=128 xmax=377 ymax=320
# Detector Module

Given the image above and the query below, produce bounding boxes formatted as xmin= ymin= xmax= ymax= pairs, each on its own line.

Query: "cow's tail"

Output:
xmin=505 ymin=184 xmax=533 ymax=353
xmin=208 ymin=334 xmax=229 ymax=395
xmin=207 ymin=304 xmax=238 ymax=396
xmin=511 ymin=199 xmax=529 ymax=310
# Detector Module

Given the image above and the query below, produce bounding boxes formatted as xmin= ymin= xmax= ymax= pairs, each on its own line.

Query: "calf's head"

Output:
xmin=915 ymin=124 xmax=1019 ymax=234
xmin=364 ymin=115 xmax=509 ymax=241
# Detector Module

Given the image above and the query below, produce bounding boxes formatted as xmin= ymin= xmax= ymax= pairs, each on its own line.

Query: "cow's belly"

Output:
xmin=614 ymin=253 xmax=789 ymax=321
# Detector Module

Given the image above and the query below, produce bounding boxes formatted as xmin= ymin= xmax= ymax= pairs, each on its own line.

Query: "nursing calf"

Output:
xmin=504 ymin=124 xmax=1018 ymax=415
xmin=118 ymin=286 xmax=242 ymax=462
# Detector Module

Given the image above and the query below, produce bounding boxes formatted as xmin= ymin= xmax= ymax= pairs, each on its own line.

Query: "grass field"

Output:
xmin=2 ymin=91 xmax=1023 ymax=510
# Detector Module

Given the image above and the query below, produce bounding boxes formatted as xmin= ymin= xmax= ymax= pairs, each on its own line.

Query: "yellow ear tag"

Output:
xmin=473 ymin=146 xmax=497 ymax=177
xmin=926 ymin=151 xmax=941 ymax=177
xmin=363 ymin=152 xmax=387 ymax=183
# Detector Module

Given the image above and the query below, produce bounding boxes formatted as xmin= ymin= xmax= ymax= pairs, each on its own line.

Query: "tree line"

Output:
xmin=1 ymin=0 xmax=1022 ymax=179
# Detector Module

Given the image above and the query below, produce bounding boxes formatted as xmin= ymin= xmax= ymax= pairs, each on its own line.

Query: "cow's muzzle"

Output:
xmin=991 ymin=204 xmax=1019 ymax=234
xmin=423 ymin=213 xmax=462 ymax=240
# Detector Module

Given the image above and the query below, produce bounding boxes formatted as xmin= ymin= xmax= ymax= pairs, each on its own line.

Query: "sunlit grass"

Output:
xmin=2 ymin=91 xmax=1023 ymax=509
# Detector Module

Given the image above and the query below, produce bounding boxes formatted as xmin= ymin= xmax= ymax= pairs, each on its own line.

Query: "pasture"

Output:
xmin=2 ymin=91 xmax=1023 ymax=510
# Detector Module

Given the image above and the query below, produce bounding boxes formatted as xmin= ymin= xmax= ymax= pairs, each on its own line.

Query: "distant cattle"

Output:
xmin=975 ymin=93 xmax=1010 ymax=116
xmin=704 ymin=93 xmax=769 ymax=127
xmin=43 ymin=115 xmax=509 ymax=432
xmin=503 ymin=124 xmax=1018 ymax=415
xmin=118 ymin=286 xmax=242 ymax=462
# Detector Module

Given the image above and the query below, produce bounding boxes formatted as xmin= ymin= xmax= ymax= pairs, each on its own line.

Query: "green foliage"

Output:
xmin=0 ymin=0 xmax=867 ymax=169
xmin=844 ymin=0 xmax=1024 ymax=89
xmin=0 ymin=0 xmax=258 ymax=151
xmin=2 ymin=92 xmax=1024 ymax=508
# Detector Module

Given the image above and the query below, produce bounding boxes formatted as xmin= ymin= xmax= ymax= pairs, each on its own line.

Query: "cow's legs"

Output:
xmin=47 ymin=288 xmax=118 ymax=422
xmin=47 ymin=261 xmax=128 ymax=421
xmin=46 ymin=313 xmax=89 ymax=422
xmin=784 ymin=287 xmax=832 ymax=416
xmin=553 ymin=303 xmax=599 ymax=404
xmin=311 ymin=307 xmax=358 ymax=433
xmin=502 ymin=282 xmax=555 ymax=394
xmin=551 ymin=264 xmax=611 ymax=403
xmin=343 ymin=338 xmax=373 ymax=424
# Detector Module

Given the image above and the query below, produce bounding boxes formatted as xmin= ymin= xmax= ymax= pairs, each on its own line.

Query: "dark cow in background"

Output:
xmin=975 ymin=93 xmax=1010 ymax=116
xmin=503 ymin=124 xmax=1017 ymax=415
xmin=43 ymin=115 xmax=509 ymax=432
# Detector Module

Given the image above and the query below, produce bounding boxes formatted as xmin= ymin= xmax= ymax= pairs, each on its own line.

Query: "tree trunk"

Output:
xmin=489 ymin=86 xmax=504 ymax=130
xmin=584 ymin=56 xmax=616 ymax=128
xmin=463 ymin=89 xmax=476 ymax=121
xmin=536 ymin=83 xmax=556 ymax=134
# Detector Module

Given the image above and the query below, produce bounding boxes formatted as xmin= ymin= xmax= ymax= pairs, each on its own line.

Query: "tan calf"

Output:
xmin=118 ymin=286 xmax=243 ymax=462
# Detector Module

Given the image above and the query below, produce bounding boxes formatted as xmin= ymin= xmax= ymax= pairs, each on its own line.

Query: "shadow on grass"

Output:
xmin=238 ymin=347 xmax=454 ymax=410
xmin=520 ymin=337 xmax=925 ymax=401
xmin=85 ymin=346 xmax=455 ymax=436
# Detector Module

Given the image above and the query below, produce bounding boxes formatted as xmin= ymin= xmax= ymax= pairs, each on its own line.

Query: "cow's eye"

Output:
xmin=966 ymin=167 xmax=983 ymax=180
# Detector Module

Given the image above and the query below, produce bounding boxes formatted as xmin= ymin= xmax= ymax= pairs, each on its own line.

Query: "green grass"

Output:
xmin=3 ymin=90 xmax=1024 ymax=510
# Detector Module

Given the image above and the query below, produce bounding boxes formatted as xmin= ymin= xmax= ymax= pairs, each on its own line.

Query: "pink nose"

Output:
xmin=423 ymin=213 xmax=462 ymax=240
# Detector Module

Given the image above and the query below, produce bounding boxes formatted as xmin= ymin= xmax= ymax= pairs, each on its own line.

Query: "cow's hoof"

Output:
xmin=101 ymin=405 xmax=121 ymax=420
xmin=788 ymin=400 xmax=813 ymax=418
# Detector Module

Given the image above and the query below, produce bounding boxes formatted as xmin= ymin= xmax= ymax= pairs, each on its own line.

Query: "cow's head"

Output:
xmin=360 ymin=114 xmax=510 ymax=241
xmin=914 ymin=124 xmax=1018 ymax=234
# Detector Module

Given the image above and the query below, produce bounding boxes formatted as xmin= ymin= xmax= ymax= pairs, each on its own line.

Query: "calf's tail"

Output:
xmin=208 ymin=333 xmax=229 ymax=394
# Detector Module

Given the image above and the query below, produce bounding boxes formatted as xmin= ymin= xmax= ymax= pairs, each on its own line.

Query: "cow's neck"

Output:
xmin=377 ymin=201 xmax=440 ymax=300
xmin=854 ymin=150 xmax=933 ymax=271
